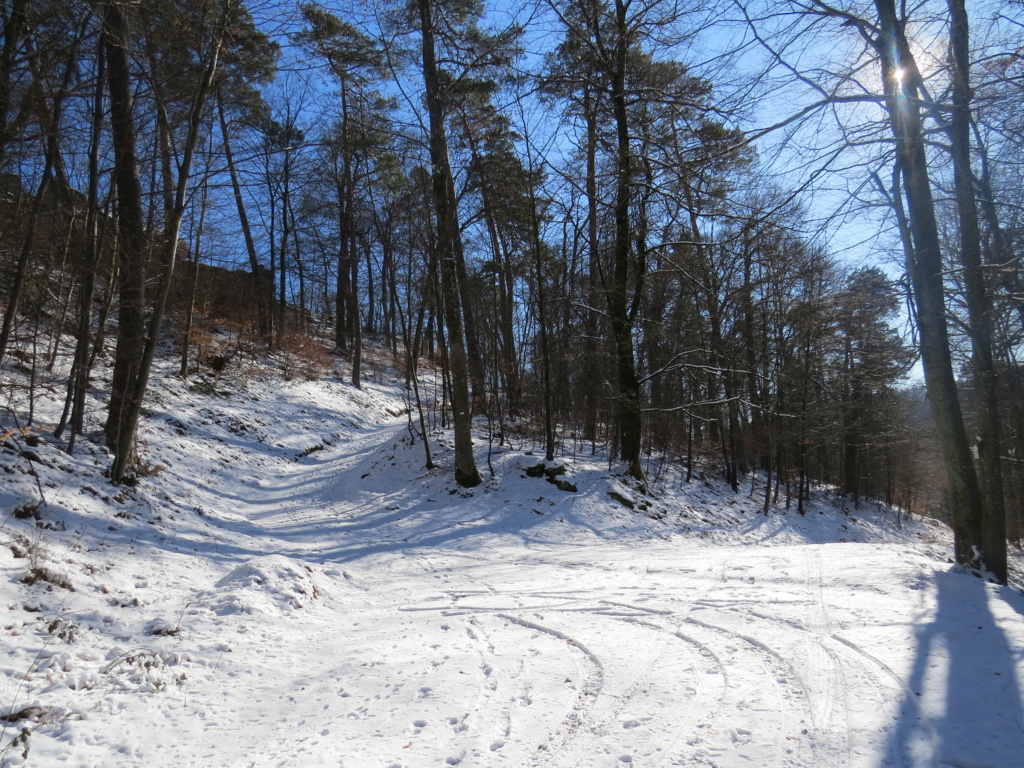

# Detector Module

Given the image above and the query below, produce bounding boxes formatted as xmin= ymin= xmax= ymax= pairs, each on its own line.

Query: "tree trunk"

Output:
xmin=418 ymin=0 xmax=481 ymax=487
xmin=0 ymin=0 xmax=27 ymax=167
xmin=351 ymin=234 xmax=363 ymax=389
xmin=583 ymin=85 xmax=600 ymax=446
xmin=335 ymin=175 xmax=350 ymax=352
xmin=180 ymin=172 xmax=209 ymax=378
xmin=527 ymin=157 xmax=555 ymax=462
xmin=278 ymin=147 xmax=291 ymax=337
xmin=104 ymin=0 xmax=226 ymax=481
xmin=102 ymin=0 xmax=149 ymax=480
xmin=218 ymin=94 xmax=270 ymax=341
xmin=607 ymin=0 xmax=644 ymax=481
xmin=57 ymin=38 xmax=106 ymax=451
xmin=946 ymin=0 xmax=1006 ymax=582
xmin=0 ymin=21 xmax=81 ymax=367
xmin=873 ymin=0 xmax=984 ymax=566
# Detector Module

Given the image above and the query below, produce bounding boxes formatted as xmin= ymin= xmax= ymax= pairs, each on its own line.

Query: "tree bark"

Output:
xmin=104 ymin=0 xmax=227 ymax=481
xmin=56 ymin=37 xmax=106 ymax=449
xmin=0 ymin=0 xmax=27 ymax=167
xmin=180 ymin=172 xmax=209 ymax=378
xmin=607 ymin=0 xmax=644 ymax=481
xmin=101 ymin=0 xmax=148 ymax=480
xmin=0 ymin=19 xmax=82 ymax=367
xmin=218 ymin=94 xmax=270 ymax=341
xmin=527 ymin=156 xmax=555 ymax=462
xmin=946 ymin=0 xmax=1006 ymax=581
xmin=873 ymin=0 xmax=984 ymax=566
xmin=583 ymin=85 xmax=600 ymax=445
xmin=418 ymin=0 xmax=481 ymax=487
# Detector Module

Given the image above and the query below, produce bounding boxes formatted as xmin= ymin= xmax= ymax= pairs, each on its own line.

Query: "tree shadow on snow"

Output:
xmin=881 ymin=569 xmax=1024 ymax=767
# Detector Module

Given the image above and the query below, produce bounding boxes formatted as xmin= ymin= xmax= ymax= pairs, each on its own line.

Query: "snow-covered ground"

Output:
xmin=2 ymin=347 xmax=1023 ymax=767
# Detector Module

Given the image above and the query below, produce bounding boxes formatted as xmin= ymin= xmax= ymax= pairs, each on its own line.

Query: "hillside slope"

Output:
xmin=1 ymin=352 xmax=1023 ymax=768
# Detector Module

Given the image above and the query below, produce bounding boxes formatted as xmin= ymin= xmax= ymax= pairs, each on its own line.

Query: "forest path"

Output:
xmin=148 ymin=406 xmax=1020 ymax=768
xmin=8 ymin=372 xmax=1024 ymax=768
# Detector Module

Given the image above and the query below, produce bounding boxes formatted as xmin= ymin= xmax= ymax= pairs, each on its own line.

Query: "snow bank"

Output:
xmin=207 ymin=555 xmax=323 ymax=615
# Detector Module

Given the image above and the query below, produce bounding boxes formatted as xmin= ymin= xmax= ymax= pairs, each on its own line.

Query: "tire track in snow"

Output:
xmin=419 ymin=555 xmax=755 ymax=765
xmin=732 ymin=603 xmax=863 ymax=766
xmin=677 ymin=614 xmax=819 ymax=767
xmin=773 ymin=548 xmax=935 ymax=766
xmin=550 ymin=617 xmax=713 ymax=768
xmin=804 ymin=547 xmax=853 ymax=768
xmin=616 ymin=616 xmax=731 ymax=766
xmin=405 ymin=581 xmax=716 ymax=764
xmin=830 ymin=633 xmax=939 ymax=764
xmin=731 ymin=602 xmax=934 ymax=768
xmin=496 ymin=612 xmax=605 ymax=766
xmin=701 ymin=549 xmax=936 ymax=768
xmin=494 ymin=608 xmax=728 ymax=767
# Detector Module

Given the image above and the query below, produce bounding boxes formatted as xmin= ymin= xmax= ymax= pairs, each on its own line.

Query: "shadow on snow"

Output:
xmin=882 ymin=569 xmax=1024 ymax=767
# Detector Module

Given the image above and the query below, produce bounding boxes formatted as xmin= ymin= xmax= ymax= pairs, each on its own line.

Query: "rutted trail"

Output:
xmin=174 ymin=415 xmax=948 ymax=768
xmin=5 ymin=368 xmax=1024 ymax=768
xmin=168 ymin=402 xmax=1022 ymax=768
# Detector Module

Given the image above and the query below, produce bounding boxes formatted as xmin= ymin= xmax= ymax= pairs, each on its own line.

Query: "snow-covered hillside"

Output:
xmin=2 ymin=349 xmax=1023 ymax=767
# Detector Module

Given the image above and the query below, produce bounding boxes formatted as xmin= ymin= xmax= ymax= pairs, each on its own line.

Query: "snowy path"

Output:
xmin=136 ymin=415 xmax=1024 ymax=768
xmin=5 ymin=374 xmax=1024 ymax=768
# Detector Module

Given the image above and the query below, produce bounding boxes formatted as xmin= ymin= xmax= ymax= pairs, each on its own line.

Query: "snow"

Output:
xmin=2 ymin=349 xmax=1024 ymax=767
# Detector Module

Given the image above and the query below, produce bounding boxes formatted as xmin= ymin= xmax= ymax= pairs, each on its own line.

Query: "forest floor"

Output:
xmin=2 ymin=342 xmax=1024 ymax=767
